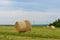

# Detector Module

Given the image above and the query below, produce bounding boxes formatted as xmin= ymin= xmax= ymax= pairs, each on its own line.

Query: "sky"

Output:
xmin=0 ymin=0 xmax=60 ymax=25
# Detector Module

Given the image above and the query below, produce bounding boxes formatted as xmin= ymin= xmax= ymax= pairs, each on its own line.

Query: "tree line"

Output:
xmin=49 ymin=19 xmax=60 ymax=27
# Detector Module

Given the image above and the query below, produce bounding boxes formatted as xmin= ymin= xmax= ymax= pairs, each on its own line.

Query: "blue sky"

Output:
xmin=0 ymin=0 xmax=60 ymax=25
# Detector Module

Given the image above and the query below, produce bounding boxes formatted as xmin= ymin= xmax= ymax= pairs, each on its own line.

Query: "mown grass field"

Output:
xmin=0 ymin=26 xmax=60 ymax=40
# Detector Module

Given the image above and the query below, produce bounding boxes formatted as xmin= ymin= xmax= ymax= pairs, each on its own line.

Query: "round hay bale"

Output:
xmin=50 ymin=25 xmax=56 ymax=30
xmin=15 ymin=21 xmax=26 ymax=32
xmin=24 ymin=20 xmax=32 ymax=32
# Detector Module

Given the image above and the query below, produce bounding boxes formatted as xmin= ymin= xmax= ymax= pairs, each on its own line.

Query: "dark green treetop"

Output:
xmin=49 ymin=19 xmax=60 ymax=27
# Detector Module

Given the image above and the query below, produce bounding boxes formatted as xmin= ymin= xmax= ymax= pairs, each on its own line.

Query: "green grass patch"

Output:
xmin=0 ymin=26 xmax=60 ymax=40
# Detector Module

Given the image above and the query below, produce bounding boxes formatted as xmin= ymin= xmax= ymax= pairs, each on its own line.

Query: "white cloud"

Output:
xmin=0 ymin=9 xmax=60 ymax=24
xmin=0 ymin=10 xmax=26 ymax=17
xmin=0 ymin=0 xmax=60 ymax=24
xmin=0 ymin=0 xmax=12 ymax=6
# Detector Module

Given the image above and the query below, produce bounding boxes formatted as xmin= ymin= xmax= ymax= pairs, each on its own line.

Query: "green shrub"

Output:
xmin=49 ymin=19 xmax=60 ymax=27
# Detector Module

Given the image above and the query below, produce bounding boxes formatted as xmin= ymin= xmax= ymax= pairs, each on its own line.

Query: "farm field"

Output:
xmin=0 ymin=26 xmax=60 ymax=40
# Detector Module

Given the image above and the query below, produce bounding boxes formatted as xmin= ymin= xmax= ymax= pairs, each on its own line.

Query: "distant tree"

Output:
xmin=49 ymin=19 xmax=60 ymax=27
